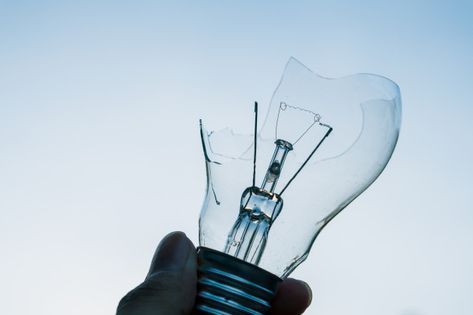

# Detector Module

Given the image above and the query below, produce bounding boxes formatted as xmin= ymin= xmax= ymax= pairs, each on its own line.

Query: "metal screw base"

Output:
xmin=192 ymin=247 xmax=282 ymax=315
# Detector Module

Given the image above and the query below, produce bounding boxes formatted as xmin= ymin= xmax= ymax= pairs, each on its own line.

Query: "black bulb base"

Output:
xmin=192 ymin=247 xmax=282 ymax=315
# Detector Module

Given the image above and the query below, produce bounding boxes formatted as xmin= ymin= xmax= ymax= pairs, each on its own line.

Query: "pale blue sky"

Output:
xmin=1 ymin=1 xmax=472 ymax=314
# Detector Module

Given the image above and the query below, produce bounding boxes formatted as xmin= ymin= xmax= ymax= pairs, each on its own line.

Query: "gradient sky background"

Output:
xmin=1 ymin=1 xmax=472 ymax=314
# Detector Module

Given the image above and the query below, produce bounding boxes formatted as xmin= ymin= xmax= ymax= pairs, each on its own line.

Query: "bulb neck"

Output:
xmin=192 ymin=247 xmax=282 ymax=315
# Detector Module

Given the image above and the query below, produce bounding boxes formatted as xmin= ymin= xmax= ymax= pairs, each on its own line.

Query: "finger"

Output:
xmin=268 ymin=278 xmax=312 ymax=315
xmin=117 ymin=232 xmax=197 ymax=315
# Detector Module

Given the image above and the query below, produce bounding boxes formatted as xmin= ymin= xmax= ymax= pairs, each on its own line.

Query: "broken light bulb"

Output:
xmin=193 ymin=58 xmax=402 ymax=315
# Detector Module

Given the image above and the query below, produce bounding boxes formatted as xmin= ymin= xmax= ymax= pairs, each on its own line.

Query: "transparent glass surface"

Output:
xmin=199 ymin=57 xmax=402 ymax=278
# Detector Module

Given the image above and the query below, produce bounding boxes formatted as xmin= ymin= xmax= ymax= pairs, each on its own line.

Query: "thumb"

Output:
xmin=117 ymin=232 xmax=197 ymax=315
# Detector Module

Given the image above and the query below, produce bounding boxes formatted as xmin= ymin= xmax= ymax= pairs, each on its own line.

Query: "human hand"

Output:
xmin=117 ymin=231 xmax=312 ymax=315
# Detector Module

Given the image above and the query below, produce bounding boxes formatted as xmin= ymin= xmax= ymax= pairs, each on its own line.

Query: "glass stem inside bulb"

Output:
xmin=224 ymin=139 xmax=292 ymax=265
xmin=224 ymin=187 xmax=283 ymax=264
xmin=261 ymin=139 xmax=293 ymax=193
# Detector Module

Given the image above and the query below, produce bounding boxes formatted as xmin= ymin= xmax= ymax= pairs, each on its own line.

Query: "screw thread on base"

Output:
xmin=192 ymin=247 xmax=282 ymax=315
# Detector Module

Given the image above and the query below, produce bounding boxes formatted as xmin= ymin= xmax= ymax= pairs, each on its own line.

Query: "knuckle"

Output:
xmin=116 ymin=271 xmax=187 ymax=314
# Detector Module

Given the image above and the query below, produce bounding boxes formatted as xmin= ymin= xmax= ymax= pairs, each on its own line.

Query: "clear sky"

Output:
xmin=1 ymin=1 xmax=472 ymax=314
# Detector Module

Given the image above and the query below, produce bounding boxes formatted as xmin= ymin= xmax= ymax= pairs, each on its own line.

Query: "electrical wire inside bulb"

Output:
xmin=222 ymin=102 xmax=333 ymax=265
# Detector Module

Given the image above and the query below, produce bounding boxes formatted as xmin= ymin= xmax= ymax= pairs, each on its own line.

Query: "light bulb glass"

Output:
xmin=198 ymin=57 xmax=401 ymax=278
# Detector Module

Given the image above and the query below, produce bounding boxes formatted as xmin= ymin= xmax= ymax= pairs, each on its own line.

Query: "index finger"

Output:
xmin=268 ymin=278 xmax=313 ymax=315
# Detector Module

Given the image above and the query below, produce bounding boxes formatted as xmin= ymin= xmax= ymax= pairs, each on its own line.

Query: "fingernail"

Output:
xmin=147 ymin=231 xmax=191 ymax=277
